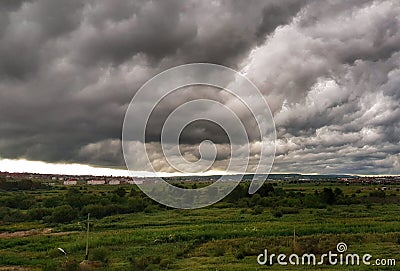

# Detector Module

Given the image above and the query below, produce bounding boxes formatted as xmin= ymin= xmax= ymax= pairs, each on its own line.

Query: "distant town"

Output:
xmin=0 ymin=171 xmax=399 ymax=187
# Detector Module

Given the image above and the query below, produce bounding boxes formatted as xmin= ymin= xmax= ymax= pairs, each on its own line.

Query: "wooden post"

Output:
xmin=293 ymin=226 xmax=296 ymax=250
xmin=85 ymin=213 xmax=90 ymax=260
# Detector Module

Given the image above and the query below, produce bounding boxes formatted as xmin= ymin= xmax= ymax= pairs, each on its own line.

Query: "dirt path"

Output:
xmin=0 ymin=267 xmax=38 ymax=271
xmin=0 ymin=228 xmax=77 ymax=238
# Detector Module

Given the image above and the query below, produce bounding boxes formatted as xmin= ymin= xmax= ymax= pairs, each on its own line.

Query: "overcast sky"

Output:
xmin=0 ymin=0 xmax=399 ymax=176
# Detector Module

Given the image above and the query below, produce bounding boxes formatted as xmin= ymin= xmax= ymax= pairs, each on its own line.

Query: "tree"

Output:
xmin=321 ymin=188 xmax=336 ymax=205
xmin=257 ymin=183 xmax=275 ymax=197
xmin=51 ymin=205 xmax=77 ymax=223
xmin=334 ymin=188 xmax=343 ymax=197
xmin=114 ymin=187 xmax=126 ymax=197
xmin=225 ymin=184 xmax=247 ymax=203
xmin=65 ymin=188 xmax=83 ymax=208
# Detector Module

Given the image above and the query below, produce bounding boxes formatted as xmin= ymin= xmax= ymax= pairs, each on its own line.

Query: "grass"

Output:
xmin=0 ymin=183 xmax=399 ymax=270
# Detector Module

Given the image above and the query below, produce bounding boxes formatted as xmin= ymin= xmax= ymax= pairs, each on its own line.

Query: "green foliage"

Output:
xmin=370 ymin=190 xmax=386 ymax=198
xmin=272 ymin=210 xmax=283 ymax=218
xmin=27 ymin=207 xmax=52 ymax=220
xmin=1 ymin=207 xmax=28 ymax=222
xmin=0 ymin=178 xmax=48 ymax=191
xmin=43 ymin=196 xmax=64 ymax=208
xmin=320 ymin=188 xmax=336 ymax=205
xmin=91 ymin=247 xmax=108 ymax=263
xmin=257 ymin=183 xmax=275 ymax=196
xmin=3 ymin=193 xmax=36 ymax=209
xmin=114 ymin=187 xmax=127 ymax=197
xmin=212 ymin=247 xmax=225 ymax=257
xmin=1 ymin=182 xmax=400 ymax=270
xmin=252 ymin=205 xmax=263 ymax=215
xmin=65 ymin=188 xmax=83 ymax=208
xmin=129 ymin=255 xmax=161 ymax=270
xmin=50 ymin=205 xmax=77 ymax=223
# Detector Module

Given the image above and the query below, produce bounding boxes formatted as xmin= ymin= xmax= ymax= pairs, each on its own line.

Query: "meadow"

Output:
xmin=0 ymin=179 xmax=399 ymax=270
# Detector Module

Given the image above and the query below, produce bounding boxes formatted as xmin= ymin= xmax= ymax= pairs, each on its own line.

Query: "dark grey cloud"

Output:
xmin=0 ymin=0 xmax=399 ymax=174
xmin=244 ymin=0 xmax=400 ymax=174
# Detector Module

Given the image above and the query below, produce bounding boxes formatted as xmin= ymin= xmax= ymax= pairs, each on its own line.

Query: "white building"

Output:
xmin=87 ymin=180 xmax=106 ymax=185
xmin=108 ymin=180 xmax=121 ymax=185
xmin=63 ymin=180 xmax=77 ymax=185
xmin=127 ymin=180 xmax=143 ymax=185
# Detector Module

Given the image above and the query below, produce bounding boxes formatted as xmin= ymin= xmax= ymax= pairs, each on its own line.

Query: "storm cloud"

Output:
xmin=0 ymin=0 xmax=399 ymax=175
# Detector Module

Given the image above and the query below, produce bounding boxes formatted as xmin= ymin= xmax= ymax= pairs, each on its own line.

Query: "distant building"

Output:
xmin=87 ymin=180 xmax=106 ymax=185
xmin=108 ymin=180 xmax=121 ymax=185
xmin=64 ymin=179 xmax=77 ymax=185
xmin=128 ymin=180 xmax=143 ymax=185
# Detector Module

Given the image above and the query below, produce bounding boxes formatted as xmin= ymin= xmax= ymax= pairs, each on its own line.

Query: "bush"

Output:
xmin=2 ymin=209 xmax=28 ymax=222
xmin=64 ymin=188 xmax=83 ymax=208
xmin=63 ymin=259 xmax=79 ymax=271
xmin=369 ymin=190 xmax=386 ymax=198
xmin=43 ymin=261 xmax=60 ymax=271
xmin=82 ymin=203 xmax=125 ymax=219
xmin=114 ymin=187 xmax=126 ymax=197
xmin=159 ymin=258 xmax=172 ymax=268
xmin=43 ymin=196 xmax=64 ymax=208
xmin=252 ymin=205 xmax=263 ymax=215
xmin=50 ymin=205 xmax=77 ymax=223
xmin=129 ymin=256 xmax=161 ymax=270
xmin=273 ymin=210 xmax=283 ymax=218
xmin=81 ymin=204 xmax=105 ymax=219
xmin=0 ymin=179 xmax=47 ymax=191
xmin=4 ymin=194 xmax=36 ymax=209
xmin=235 ymin=248 xmax=245 ymax=260
xmin=212 ymin=247 xmax=225 ymax=257
xmin=234 ymin=244 xmax=257 ymax=260
xmin=28 ymin=207 xmax=52 ymax=221
xmin=279 ymin=207 xmax=300 ymax=214
xmin=127 ymin=197 xmax=147 ymax=212
xmin=91 ymin=247 xmax=108 ymax=263
xmin=320 ymin=188 xmax=336 ymax=205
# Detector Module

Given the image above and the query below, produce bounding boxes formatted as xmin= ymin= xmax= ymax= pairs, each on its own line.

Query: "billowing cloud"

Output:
xmin=0 ymin=0 xmax=399 ymax=175
xmin=243 ymin=0 xmax=400 ymax=174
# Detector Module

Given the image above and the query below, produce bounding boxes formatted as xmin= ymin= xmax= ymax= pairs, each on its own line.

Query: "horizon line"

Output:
xmin=0 ymin=159 xmax=399 ymax=178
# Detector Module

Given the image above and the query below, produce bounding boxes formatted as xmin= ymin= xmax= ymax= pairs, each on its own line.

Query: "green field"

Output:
xmin=0 ymin=180 xmax=399 ymax=270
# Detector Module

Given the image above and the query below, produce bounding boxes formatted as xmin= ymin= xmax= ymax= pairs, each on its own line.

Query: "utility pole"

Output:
xmin=85 ymin=213 xmax=90 ymax=260
xmin=293 ymin=226 xmax=296 ymax=250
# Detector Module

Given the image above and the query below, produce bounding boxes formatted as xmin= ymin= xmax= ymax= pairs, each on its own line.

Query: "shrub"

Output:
xmin=91 ymin=247 xmax=108 ymax=263
xmin=63 ymin=259 xmax=79 ymax=271
xmin=279 ymin=207 xmax=300 ymax=214
xmin=28 ymin=207 xmax=52 ymax=221
xmin=159 ymin=258 xmax=172 ymax=268
xmin=4 ymin=194 xmax=36 ymax=210
xmin=2 ymin=209 xmax=28 ymax=222
xmin=320 ymin=188 xmax=336 ymax=205
xmin=51 ymin=205 xmax=77 ymax=223
xmin=235 ymin=251 xmax=245 ymax=260
xmin=252 ymin=205 xmax=263 ymax=215
xmin=114 ymin=187 xmax=126 ymax=197
xmin=369 ymin=190 xmax=386 ymax=198
xmin=81 ymin=204 xmax=105 ymax=219
xmin=129 ymin=256 xmax=161 ymax=270
xmin=273 ymin=210 xmax=283 ymax=218
xmin=43 ymin=196 xmax=63 ymax=208
xmin=212 ymin=247 xmax=225 ymax=257
xmin=127 ymin=197 xmax=147 ymax=212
